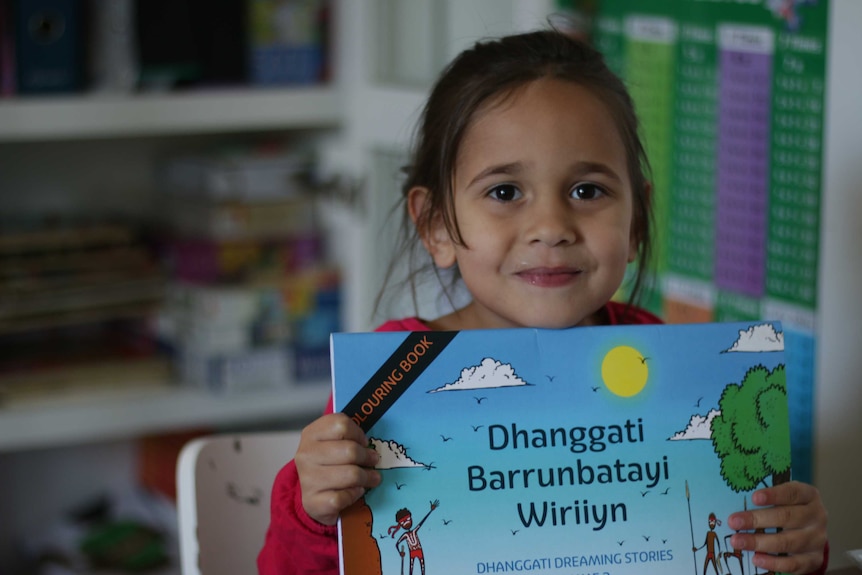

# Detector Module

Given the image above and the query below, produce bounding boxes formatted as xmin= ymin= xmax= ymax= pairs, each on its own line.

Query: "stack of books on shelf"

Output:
xmin=0 ymin=219 xmax=170 ymax=406
xmin=155 ymin=143 xmax=340 ymax=394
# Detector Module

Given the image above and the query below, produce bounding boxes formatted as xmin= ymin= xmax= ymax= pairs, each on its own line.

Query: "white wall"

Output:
xmin=815 ymin=0 xmax=862 ymax=568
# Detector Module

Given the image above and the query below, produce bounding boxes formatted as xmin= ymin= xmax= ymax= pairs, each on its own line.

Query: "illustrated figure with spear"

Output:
xmin=389 ymin=499 xmax=439 ymax=575
xmin=693 ymin=512 xmax=724 ymax=575
xmin=687 ymin=480 xmax=725 ymax=575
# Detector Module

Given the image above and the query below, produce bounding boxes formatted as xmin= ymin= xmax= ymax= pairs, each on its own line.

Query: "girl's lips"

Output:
xmin=516 ymin=267 xmax=582 ymax=287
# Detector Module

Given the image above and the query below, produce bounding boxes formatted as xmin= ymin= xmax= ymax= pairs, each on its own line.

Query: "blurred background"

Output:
xmin=0 ymin=0 xmax=859 ymax=573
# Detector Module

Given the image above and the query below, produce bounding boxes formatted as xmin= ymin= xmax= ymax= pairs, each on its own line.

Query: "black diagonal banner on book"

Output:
xmin=341 ymin=331 xmax=458 ymax=432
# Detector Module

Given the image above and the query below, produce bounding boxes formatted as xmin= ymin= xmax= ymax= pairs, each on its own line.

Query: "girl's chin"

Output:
xmin=440 ymin=301 xmax=602 ymax=330
xmin=521 ymin=304 xmax=608 ymax=329
xmin=502 ymin=310 xmax=599 ymax=330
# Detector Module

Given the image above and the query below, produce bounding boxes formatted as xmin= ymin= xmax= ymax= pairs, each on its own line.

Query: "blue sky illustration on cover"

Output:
xmin=332 ymin=321 xmax=789 ymax=575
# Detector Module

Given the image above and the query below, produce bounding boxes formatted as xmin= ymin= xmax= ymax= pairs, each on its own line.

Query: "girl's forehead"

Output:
xmin=454 ymin=78 xmax=629 ymax=177
xmin=464 ymin=79 xmax=618 ymax=144
xmin=468 ymin=79 xmax=554 ymax=127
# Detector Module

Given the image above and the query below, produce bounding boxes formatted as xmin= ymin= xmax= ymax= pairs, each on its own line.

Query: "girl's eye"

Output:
xmin=487 ymin=184 xmax=522 ymax=202
xmin=570 ymin=183 xmax=606 ymax=201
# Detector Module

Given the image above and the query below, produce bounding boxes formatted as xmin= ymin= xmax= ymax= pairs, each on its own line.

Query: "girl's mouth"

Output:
xmin=516 ymin=267 xmax=582 ymax=287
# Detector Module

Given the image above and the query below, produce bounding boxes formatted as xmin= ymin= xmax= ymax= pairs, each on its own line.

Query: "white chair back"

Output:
xmin=176 ymin=430 xmax=302 ymax=575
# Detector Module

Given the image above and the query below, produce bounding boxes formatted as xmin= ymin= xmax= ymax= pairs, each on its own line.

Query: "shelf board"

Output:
xmin=0 ymin=382 xmax=330 ymax=452
xmin=0 ymin=86 xmax=342 ymax=142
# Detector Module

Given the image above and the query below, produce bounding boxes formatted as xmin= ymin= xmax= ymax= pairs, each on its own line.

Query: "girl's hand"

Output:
xmin=728 ymin=481 xmax=828 ymax=575
xmin=295 ymin=413 xmax=382 ymax=526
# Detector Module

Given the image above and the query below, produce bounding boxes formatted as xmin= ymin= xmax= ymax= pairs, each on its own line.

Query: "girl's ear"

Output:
xmin=628 ymin=181 xmax=652 ymax=263
xmin=408 ymin=186 xmax=457 ymax=269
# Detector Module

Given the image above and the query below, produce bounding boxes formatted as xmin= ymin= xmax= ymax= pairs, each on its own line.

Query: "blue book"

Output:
xmin=332 ymin=321 xmax=791 ymax=575
xmin=15 ymin=0 xmax=82 ymax=94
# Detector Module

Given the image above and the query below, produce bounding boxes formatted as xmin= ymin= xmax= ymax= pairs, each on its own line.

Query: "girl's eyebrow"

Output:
xmin=467 ymin=161 xmax=525 ymax=187
xmin=574 ymin=161 xmax=625 ymax=184
xmin=467 ymin=160 xmax=624 ymax=187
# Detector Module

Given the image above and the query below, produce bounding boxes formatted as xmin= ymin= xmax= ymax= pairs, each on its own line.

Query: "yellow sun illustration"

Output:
xmin=601 ymin=345 xmax=649 ymax=397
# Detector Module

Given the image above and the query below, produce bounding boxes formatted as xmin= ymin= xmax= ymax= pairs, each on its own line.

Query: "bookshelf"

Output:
xmin=0 ymin=1 xmax=420 ymax=572
xmin=0 ymin=85 xmax=344 ymax=456
xmin=0 ymin=83 xmax=343 ymax=572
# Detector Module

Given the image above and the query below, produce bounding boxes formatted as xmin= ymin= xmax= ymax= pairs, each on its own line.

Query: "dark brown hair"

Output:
xmin=377 ymin=28 xmax=654 ymax=319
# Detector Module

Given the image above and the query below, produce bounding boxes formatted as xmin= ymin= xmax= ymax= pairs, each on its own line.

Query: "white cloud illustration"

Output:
xmin=668 ymin=409 xmax=721 ymax=440
xmin=427 ymin=357 xmax=529 ymax=393
xmin=724 ymin=323 xmax=784 ymax=353
xmin=370 ymin=438 xmax=427 ymax=470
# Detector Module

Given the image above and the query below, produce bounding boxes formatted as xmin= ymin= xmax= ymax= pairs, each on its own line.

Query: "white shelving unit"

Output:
xmin=0 ymin=382 xmax=331 ymax=452
xmin=0 ymin=87 xmax=342 ymax=142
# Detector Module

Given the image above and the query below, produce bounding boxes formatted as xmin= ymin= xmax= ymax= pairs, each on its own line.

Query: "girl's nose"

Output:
xmin=525 ymin=194 xmax=577 ymax=246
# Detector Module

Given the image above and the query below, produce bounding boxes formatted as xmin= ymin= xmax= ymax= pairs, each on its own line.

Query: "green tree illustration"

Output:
xmin=710 ymin=364 xmax=791 ymax=492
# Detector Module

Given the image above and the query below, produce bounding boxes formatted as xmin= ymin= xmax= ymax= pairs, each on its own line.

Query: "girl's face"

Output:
xmin=417 ymin=78 xmax=637 ymax=330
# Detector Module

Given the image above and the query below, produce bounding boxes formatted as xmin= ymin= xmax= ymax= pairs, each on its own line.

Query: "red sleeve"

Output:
xmin=808 ymin=541 xmax=829 ymax=575
xmin=257 ymin=459 xmax=339 ymax=575
xmin=604 ymin=301 xmax=663 ymax=325
xmin=258 ymin=399 xmax=338 ymax=575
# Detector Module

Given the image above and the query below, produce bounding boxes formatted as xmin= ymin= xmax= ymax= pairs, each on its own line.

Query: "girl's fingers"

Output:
xmin=294 ymin=413 xmax=382 ymax=525
xmin=304 ymin=413 xmax=367 ymax=444
xmin=724 ymin=481 xmax=828 ymax=575
xmin=304 ymin=462 xmax=382 ymax=494
xmin=749 ymin=550 xmax=824 ymax=575
xmin=298 ymin=437 xmax=378 ymax=468
xmin=729 ymin=504 xmax=810 ymax=532
xmin=302 ymin=485 xmax=369 ymax=526
xmin=300 ymin=465 xmax=382 ymax=526
xmin=729 ymin=527 xmax=826 ymax=575
xmin=296 ymin=413 xmax=378 ymax=469
xmin=730 ymin=525 xmax=826 ymax=556
xmin=751 ymin=481 xmax=819 ymax=508
xmin=727 ymin=482 xmax=826 ymax=532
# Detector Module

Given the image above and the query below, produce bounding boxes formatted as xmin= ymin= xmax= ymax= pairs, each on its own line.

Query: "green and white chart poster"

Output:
xmin=555 ymin=0 xmax=829 ymax=483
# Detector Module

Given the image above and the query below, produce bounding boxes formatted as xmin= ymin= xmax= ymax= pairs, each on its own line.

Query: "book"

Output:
xmin=0 ymin=356 xmax=171 ymax=407
xmin=0 ymin=0 xmax=16 ymax=96
xmin=158 ymin=149 xmax=313 ymax=202
xmin=331 ymin=321 xmax=791 ymax=575
xmin=0 ymin=221 xmax=166 ymax=335
xmin=160 ymin=196 xmax=317 ymax=241
xmin=247 ymin=0 xmax=329 ymax=86
xmin=14 ymin=0 xmax=84 ymax=94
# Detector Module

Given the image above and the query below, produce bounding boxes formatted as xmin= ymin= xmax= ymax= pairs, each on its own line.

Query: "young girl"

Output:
xmin=258 ymin=29 xmax=828 ymax=575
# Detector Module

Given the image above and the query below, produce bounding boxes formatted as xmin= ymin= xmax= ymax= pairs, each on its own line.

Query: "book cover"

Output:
xmin=246 ymin=0 xmax=328 ymax=86
xmin=331 ymin=321 xmax=791 ymax=575
xmin=14 ymin=0 xmax=83 ymax=94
